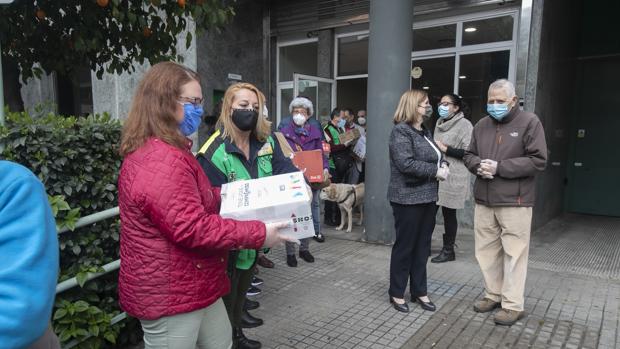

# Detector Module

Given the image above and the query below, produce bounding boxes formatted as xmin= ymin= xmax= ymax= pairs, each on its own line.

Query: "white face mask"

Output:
xmin=357 ymin=117 xmax=366 ymax=125
xmin=293 ymin=113 xmax=306 ymax=126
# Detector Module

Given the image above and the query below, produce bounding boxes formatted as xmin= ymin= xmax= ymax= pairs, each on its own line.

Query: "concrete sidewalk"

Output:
xmin=246 ymin=215 xmax=620 ymax=349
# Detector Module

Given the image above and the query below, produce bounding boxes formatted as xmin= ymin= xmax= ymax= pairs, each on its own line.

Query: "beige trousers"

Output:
xmin=140 ymin=298 xmax=232 ymax=349
xmin=474 ymin=204 xmax=532 ymax=312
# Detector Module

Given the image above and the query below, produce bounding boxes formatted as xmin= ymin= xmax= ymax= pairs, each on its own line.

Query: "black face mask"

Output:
xmin=231 ymin=109 xmax=259 ymax=131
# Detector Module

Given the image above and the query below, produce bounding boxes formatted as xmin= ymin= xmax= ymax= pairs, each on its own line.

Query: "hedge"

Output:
xmin=0 ymin=108 xmax=141 ymax=348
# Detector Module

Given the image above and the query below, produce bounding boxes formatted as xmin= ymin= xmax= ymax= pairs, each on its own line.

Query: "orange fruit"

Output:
xmin=35 ymin=9 xmax=46 ymax=20
xmin=177 ymin=0 xmax=185 ymax=8
xmin=97 ymin=0 xmax=109 ymax=7
xmin=143 ymin=27 xmax=152 ymax=37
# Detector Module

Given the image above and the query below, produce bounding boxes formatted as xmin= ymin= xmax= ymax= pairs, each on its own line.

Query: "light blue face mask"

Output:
xmin=179 ymin=103 xmax=204 ymax=136
xmin=438 ymin=105 xmax=452 ymax=119
xmin=337 ymin=119 xmax=346 ymax=128
xmin=487 ymin=103 xmax=510 ymax=121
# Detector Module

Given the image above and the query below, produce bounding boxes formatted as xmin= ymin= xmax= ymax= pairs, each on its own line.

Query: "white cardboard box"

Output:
xmin=219 ymin=172 xmax=315 ymax=240
xmin=352 ymin=135 xmax=366 ymax=161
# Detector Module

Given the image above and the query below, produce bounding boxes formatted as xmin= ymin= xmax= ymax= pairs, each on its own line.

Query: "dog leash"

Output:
xmin=337 ymin=186 xmax=357 ymax=206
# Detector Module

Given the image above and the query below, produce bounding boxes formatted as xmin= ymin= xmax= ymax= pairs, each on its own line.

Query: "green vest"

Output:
xmin=198 ymin=130 xmax=275 ymax=269
xmin=323 ymin=123 xmax=342 ymax=169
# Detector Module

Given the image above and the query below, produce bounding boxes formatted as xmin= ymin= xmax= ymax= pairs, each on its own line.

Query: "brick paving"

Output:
xmin=245 ymin=215 xmax=620 ymax=349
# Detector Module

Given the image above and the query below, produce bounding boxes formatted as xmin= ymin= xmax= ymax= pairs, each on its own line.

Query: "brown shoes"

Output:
xmin=473 ymin=297 xmax=501 ymax=313
xmin=494 ymin=308 xmax=525 ymax=326
xmin=257 ymin=254 xmax=274 ymax=268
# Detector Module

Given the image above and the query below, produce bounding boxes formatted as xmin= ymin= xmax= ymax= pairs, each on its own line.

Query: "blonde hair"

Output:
xmin=392 ymin=89 xmax=427 ymax=125
xmin=216 ymin=82 xmax=272 ymax=142
xmin=120 ymin=62 xmax=198 ymax=156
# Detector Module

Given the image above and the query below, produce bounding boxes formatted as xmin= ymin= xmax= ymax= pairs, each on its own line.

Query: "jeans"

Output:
xmin=140 ymin=298 xmax=232 ymax=349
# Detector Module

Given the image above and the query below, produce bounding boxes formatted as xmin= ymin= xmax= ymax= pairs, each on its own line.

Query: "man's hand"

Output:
xmin=480 ymin=159 xmax=498 ymax=176
xmin=476 ymin=164 xmax=494 ymax=179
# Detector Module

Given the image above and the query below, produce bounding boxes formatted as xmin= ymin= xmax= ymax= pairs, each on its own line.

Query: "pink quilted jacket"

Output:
xmin=118 ymin=138 xmax=266 ymax=320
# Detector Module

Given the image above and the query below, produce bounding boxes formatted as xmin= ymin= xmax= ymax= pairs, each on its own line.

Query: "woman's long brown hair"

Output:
xmin=119 ymin=62 xmax=200 ymax=156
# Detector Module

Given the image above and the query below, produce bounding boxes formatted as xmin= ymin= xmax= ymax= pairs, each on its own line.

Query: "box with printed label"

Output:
xmin=338 ymin=128 xmax=361 ymax=145
xmin=352 ymin=135 xmax=366 ymax=161
xmin=219 ymin=171 xmax=315 ymax=240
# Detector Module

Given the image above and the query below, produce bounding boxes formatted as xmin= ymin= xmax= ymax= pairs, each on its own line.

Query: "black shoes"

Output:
xmin=299 ymin=250 xmax=315 ymax=263
xmin=389 ymin=296 xmax=410 ymax=313
xmin=241 ymin=309 xmax=264 ymax=328
xmin=244 ymin=298 xmax=259 ymax=311
xmin=287 ymin=254 xmax=298 ymax=267
xmin=414 ymin=297 xmax=436 ymax=312
xmin=431 ymin=246 xmax=455 ymax=263
xmin=251 ymin=276 xmax=263 ymax=286
xmin=246 ymin=286 xmax=261 ymax=296
xmin=313 ymin=233 xmax=325 ymax=243
xmin=233 ymin=327 xmax=262 ymax=349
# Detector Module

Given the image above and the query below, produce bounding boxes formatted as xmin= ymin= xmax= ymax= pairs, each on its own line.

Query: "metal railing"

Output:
xmin=55 ymin=207 xmax=126 ymax=349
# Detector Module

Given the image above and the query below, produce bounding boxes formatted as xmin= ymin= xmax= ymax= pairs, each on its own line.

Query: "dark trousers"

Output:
xmin=223 ymin=266 xmax=254 ymax=327
xmin=324 ymin=167 xmax=343 ymax=224
xmin=389 ymin=202 xmax=437 ymax=298
xmin=441 ymin=206 xmax=458 ymax=247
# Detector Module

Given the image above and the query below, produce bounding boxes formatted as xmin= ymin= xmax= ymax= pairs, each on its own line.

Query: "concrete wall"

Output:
xmin=196 ymin=0 xmax=266 ymax=145
xmin=528 ymin=0 xmax=579 ymax=229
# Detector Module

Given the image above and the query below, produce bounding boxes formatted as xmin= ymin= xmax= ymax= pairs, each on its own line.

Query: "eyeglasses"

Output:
xmin=437 ymin=102 xmax=454 ymax=107
xmin=178 ymin=96 xmax=204 ymax=107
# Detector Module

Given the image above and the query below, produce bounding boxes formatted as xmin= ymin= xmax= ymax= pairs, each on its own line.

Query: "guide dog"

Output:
xmin=319 ymin=183 xmax=365 ymax=233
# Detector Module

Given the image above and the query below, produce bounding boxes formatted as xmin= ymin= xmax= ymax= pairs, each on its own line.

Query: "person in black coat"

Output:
xmin=387 ymin=89 xmax=449 ymax=313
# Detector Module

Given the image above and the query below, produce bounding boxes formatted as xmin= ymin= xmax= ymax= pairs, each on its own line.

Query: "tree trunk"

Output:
xmin=1 ymin=55 xmax=24 ymax=112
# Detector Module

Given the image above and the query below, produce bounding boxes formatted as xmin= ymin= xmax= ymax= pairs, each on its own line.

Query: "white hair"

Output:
xmin=289 ymin=97 xmax=314 ymax=117
xmin=488 ymin=79 xmax=516 ymax=98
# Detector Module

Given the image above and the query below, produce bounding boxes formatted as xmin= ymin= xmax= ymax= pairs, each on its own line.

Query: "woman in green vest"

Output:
xmin=196 ymin=82 xmax=301 ymax=349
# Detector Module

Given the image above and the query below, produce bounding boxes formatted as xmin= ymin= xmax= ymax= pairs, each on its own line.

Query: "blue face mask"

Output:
xmin=337 ymin=119 xmax=346 ymax=129
xmin=179 ymin=103 xmax=204 ymax=136
xmin=487 ymin=103 xmax=510 ymax=121
xmin=438 ymin=105 xmax=452 ymax=119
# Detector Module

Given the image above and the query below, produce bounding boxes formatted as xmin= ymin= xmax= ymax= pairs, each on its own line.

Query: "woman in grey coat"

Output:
xmin=387 ymin=89 xmax=449 ymax=313
xmin=431 ymin=94 xmax=473 ymax=263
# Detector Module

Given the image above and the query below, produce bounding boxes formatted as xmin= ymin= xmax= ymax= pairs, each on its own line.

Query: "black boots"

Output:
xmin=431 ymin=246 xmax=455 ymax=263
xmin=233 ymin=327 xmax=261 ymax=349
xmin=241 ymin=309 xmax=263 ymax=328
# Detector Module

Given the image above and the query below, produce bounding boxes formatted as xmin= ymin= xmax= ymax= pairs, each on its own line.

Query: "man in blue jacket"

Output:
xmin=0 ymin=160 xmax=60 ymax=349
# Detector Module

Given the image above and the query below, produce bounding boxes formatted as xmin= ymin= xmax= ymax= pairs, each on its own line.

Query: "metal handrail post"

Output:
xmin=57 ymin=207 xmax=120 ymax=234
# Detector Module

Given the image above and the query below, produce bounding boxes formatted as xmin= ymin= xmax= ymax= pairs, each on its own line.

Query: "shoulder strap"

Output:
xmin=273 ymin=131 xmax=294 ymax=158
xmin=198 ymin=129 xmax=222 ymax=155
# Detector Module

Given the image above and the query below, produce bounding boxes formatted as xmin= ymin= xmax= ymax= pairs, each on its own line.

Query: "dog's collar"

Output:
xmin=338 ymin=187 xmax=357 ymax=205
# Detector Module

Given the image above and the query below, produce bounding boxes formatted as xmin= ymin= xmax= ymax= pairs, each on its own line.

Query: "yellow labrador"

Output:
xmin=320 ymin=183 xmax=365 ymax=232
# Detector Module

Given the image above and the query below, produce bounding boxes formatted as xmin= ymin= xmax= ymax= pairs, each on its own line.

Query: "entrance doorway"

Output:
xmin=566 ymin=57 xmax=620 ymax=217
xmin=293 ymin=74 xmax=336 ymax=125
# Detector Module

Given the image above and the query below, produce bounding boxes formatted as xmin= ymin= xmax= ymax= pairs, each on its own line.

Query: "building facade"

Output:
xmin=19 ymin=0 xmax=620 ymax=243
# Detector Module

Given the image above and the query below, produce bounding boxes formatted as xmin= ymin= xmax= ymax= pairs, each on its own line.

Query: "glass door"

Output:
xmin=411 ymin=55 xmax=455 ymax=127
xmin=293 ymin=74 xmax=336 ymax=126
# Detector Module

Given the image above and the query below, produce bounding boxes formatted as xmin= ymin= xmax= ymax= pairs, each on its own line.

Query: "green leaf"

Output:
xmin=72 ymin=245 xmax=81 ymax=255
xmin=76 ymin=271 xmax=88 ymax=287
xmin=73 ymin=300 xmax=90 ymax=313
xmin=53 ymin=308 xmax=67 ymax=320
xmin=89 ymin=325 xmax=100 ymax=337
xmin=104 ymin=332 xmax=116 ymax=344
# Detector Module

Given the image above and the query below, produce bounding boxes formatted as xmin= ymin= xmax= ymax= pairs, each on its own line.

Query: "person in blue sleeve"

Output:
xmin=0 ymin=160 xmax=60 ymax=349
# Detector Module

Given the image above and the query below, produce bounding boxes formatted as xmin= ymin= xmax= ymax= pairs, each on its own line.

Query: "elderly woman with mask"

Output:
xmin=280 ymin=97 xmax=330 ymax=265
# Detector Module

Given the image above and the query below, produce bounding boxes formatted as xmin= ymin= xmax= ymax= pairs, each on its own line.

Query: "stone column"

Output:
xmin=364 ymin=0 xmax=414 ymax=243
